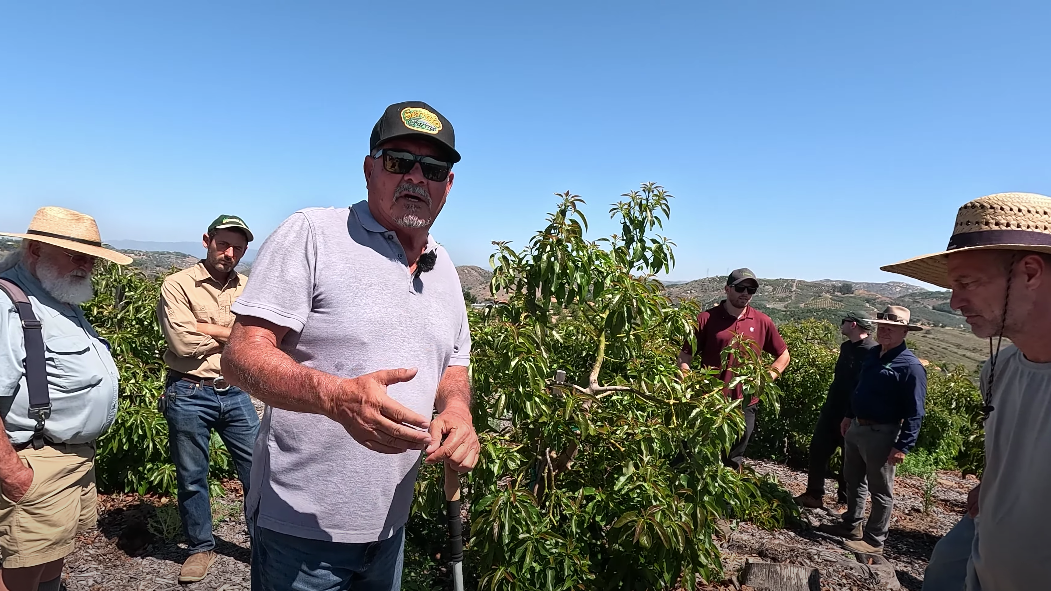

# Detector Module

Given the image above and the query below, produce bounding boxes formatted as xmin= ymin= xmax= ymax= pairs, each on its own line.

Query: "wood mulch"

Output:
xmin=704 ymin=460 xmax=976 ymax=591
xmin=59 ymin=460 xmax=973 ymax=590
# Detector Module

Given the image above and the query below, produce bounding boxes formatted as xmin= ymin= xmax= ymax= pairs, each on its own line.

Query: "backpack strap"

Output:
xmin=0 ymin=278 xmax=51 ymax=450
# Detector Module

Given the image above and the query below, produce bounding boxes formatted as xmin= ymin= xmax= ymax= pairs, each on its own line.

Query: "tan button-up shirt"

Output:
xmin=157 ymin=261 xmax=245 ymax=378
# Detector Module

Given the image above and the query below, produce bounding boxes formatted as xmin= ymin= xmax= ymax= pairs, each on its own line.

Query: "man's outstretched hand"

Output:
xmin=424 ymin=408 xmax=479 ymax=473
xmin=324 ymin=368 xmax=433 ymax=454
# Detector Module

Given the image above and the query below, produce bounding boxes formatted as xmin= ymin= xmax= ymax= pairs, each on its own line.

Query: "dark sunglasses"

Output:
xmin=373 ymin=149 xmax=452 ymax=182
xmin=876 ymin=312 xmax=905 ymax=322
xmin=732 ymin=284 xmax=757 ymax=295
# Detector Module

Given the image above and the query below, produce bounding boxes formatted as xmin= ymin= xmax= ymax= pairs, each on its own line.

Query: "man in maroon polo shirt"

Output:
xmin=678 ymin=268 xmax=791 ymax=470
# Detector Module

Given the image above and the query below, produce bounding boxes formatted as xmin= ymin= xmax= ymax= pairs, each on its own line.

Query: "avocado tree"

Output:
xmin=414 ymin=184 xmax=798 ymax=590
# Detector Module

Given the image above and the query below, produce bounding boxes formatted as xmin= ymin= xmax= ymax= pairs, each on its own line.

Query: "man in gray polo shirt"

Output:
xmin=222 ymin=101 xmax=477 ymax=591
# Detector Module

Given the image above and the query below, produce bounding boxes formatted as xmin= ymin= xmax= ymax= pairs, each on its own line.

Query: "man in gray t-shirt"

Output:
xmin=881 ymin=192 xmax=1051 ymax=591
xmin=222 ymin=101 xmax=477 ymax=591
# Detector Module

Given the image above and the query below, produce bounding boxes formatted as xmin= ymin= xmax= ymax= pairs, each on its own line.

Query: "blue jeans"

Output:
xmin=162 ymin=376 xmax=259 ymax=553
xmin=251 ymin=526 xmax=405 ymax=591
xmin=923 ymin=514 xmax=975 ymax=591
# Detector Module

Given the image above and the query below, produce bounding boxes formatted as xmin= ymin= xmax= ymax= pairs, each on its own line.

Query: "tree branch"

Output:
xmin=589 ymin=331 xmax=606 ymax=391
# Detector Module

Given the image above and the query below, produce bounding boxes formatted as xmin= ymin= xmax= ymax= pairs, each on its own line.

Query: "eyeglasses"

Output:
xmin=732 ymin=284 xmax=757 ymax=294
xmin=876 ymin=312 xmax=905 ymax=322
xmin=373 ymin=149 xmax=452 ymax=182
xmin=58 ymin=249 xmax=95 ymax=267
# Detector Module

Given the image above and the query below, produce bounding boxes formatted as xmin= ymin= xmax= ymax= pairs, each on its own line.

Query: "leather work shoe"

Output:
xmin=844 ymin=538 xmax=884 ymax=554
xmin=794 ymin=492 xmax=824 ymax=509
xmin=817 ymin=521 xmax=863 ymax=541
xmin=179 ymin=551 xmax=217 ymax=584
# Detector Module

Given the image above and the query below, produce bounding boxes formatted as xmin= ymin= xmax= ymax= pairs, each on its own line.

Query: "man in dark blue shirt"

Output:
xmin=819 ymin=305 xmax=927 ymax=555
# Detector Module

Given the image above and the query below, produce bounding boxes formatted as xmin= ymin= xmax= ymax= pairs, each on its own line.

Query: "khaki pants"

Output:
xmin=0 ymin=442 xmax=97 ymax=568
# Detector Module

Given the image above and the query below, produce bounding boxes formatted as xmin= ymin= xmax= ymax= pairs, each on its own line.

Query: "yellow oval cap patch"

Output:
xmin=400 ymin=107 xmax=442 ymax=135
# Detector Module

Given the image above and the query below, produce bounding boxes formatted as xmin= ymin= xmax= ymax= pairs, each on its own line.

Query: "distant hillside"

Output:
xmin=0 ymin=239 xmax=238 ymax=277
xmin=457 ymin=265 xmax=493 ymax=300
xmin=0 ymin=237 xmax=990 ymax=368
xmin=106 ymin=240 xmax=260 ymax=264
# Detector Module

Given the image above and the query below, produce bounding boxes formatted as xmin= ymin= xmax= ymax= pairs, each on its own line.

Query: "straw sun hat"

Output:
xmin=881 ymin=192 xmax=1051 ymax=289
xmin=1 ymin=206 xmax=132 ymax=265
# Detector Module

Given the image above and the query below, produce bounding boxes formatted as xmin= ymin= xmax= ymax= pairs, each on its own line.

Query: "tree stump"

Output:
xmin=740 ymin=560 xmax=821 ymax=591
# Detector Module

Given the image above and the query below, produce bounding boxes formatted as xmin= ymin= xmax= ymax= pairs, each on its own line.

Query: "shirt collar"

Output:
xmin=880 ymin=341 xmax=908 ymax=360
xmin=10 ymin=263 xmax=78 ymax=319
xmin=350 ymin=200 xmax=439 ymax=253
xmin=190 ymin=260 xmax=240 ymax=287
xmin=351 ymin=201 xmax=392 ymax=234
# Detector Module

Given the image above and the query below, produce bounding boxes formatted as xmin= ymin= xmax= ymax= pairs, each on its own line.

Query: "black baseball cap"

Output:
xmin=369 ymin=101 xmax=461 ymax=163
xmin=207 ymin=214 xmax=253 ymax=242
xmin=726 ymin=268 xmax=759 ymax=287
xmin=843 ymin=311 xmax=875 ymax=331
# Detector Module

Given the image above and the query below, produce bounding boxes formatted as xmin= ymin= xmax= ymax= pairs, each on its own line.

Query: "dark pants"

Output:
xmin=251 ymin=526 xmax=405 ymax=591
xmin=805 ymin=403 xmax=847 ymax=499
xmin=724 ymin=402 xmax=757 ymax=470
xmin=162 ymin=376 xmax=259 ymax=554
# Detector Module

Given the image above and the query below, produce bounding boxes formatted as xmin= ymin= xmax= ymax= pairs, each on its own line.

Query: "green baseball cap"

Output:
xmin=207 ymin=214 xmax=253 ymax=242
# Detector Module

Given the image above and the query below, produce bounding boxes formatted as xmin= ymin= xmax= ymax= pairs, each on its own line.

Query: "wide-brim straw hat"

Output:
xmin=872 ymin=305 xmax=923 ymax=332
xmin=1 ymin=206 xmax=133 ymax=265
xmin=882 ymin=192 xmax=1051 ymax=288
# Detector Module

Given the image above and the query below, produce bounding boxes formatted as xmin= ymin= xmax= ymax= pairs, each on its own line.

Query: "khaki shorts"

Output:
xmin=0 ymin=442 xmax=97 ymax=568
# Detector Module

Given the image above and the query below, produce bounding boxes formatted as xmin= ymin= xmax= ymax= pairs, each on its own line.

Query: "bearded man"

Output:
xmin=221 ymin=101 xmax=478 ymax=590
xmin=0 ymin=207 xmax=130 ymax=591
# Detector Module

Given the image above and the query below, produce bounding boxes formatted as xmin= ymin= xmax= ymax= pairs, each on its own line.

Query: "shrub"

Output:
xmin=412 ymin=185 xmax=799 ymax=590
xmin=915 ymin=365 xmax=984 ymax=475
xmin=748 ymin=319 xmax=839 ymax=466
xmin=84 ymin=263 xmax=235 ymax=495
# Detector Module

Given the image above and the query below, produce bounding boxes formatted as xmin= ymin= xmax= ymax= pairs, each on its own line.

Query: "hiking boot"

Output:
xmin=794 ymin=492 xmax=824 ymax=509
xmin=844 ymin=538 xmax=884 ymax=555
xmin=179 ymin=551 xmax=217 ymax=584
xmin=817 ymin=521 xmax=863 ymax=541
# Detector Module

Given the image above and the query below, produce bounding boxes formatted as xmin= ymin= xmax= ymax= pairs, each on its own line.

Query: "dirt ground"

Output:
xmin=59 ymin=460 xmax=973 ymax=590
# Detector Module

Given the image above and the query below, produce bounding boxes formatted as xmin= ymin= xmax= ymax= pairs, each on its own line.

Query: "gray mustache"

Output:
xmin=394 ymin=183 xmax=431 ymax=205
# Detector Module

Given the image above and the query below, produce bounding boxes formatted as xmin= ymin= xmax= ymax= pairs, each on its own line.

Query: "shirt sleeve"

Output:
xmin=0 ymin=295 xmax=24 ymax=398
xmin=231 ymin=211 xmax=317 ymax=334
xmin=762 ymin=320 xmax=788 ymax=357
xmin=158 ymin=278 xmax=219 ymax=358
xmin=895 ymin=362 xmax=928 ymax=453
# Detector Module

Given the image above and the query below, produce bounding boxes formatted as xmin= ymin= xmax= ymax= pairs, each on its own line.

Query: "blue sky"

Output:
xmin=2 ymin=2 xmax=1049 ymax=285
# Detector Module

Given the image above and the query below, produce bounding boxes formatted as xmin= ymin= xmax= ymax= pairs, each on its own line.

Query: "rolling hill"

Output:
xmin=1 ymin=238 xmax=992 ymax=369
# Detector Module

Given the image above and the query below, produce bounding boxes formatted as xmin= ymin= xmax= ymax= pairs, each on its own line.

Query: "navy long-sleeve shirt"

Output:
xmin=846 ymin=342 xmax=927 ymax=453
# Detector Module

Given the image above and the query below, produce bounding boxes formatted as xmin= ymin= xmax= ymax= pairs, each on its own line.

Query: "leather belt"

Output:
xmin=173 ymin=373 xmax=218 ymax=387
xmin=12 ymin=439 xmax=84 ymax=452
xmin=167 ymin=370 xmax=231 ymax=392
xmin=856 ymin=418 xmax=898 ymax=426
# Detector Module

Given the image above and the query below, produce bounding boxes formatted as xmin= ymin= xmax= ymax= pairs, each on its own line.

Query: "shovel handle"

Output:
xmin=444 ymin=463 xmax=465 ymax=589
